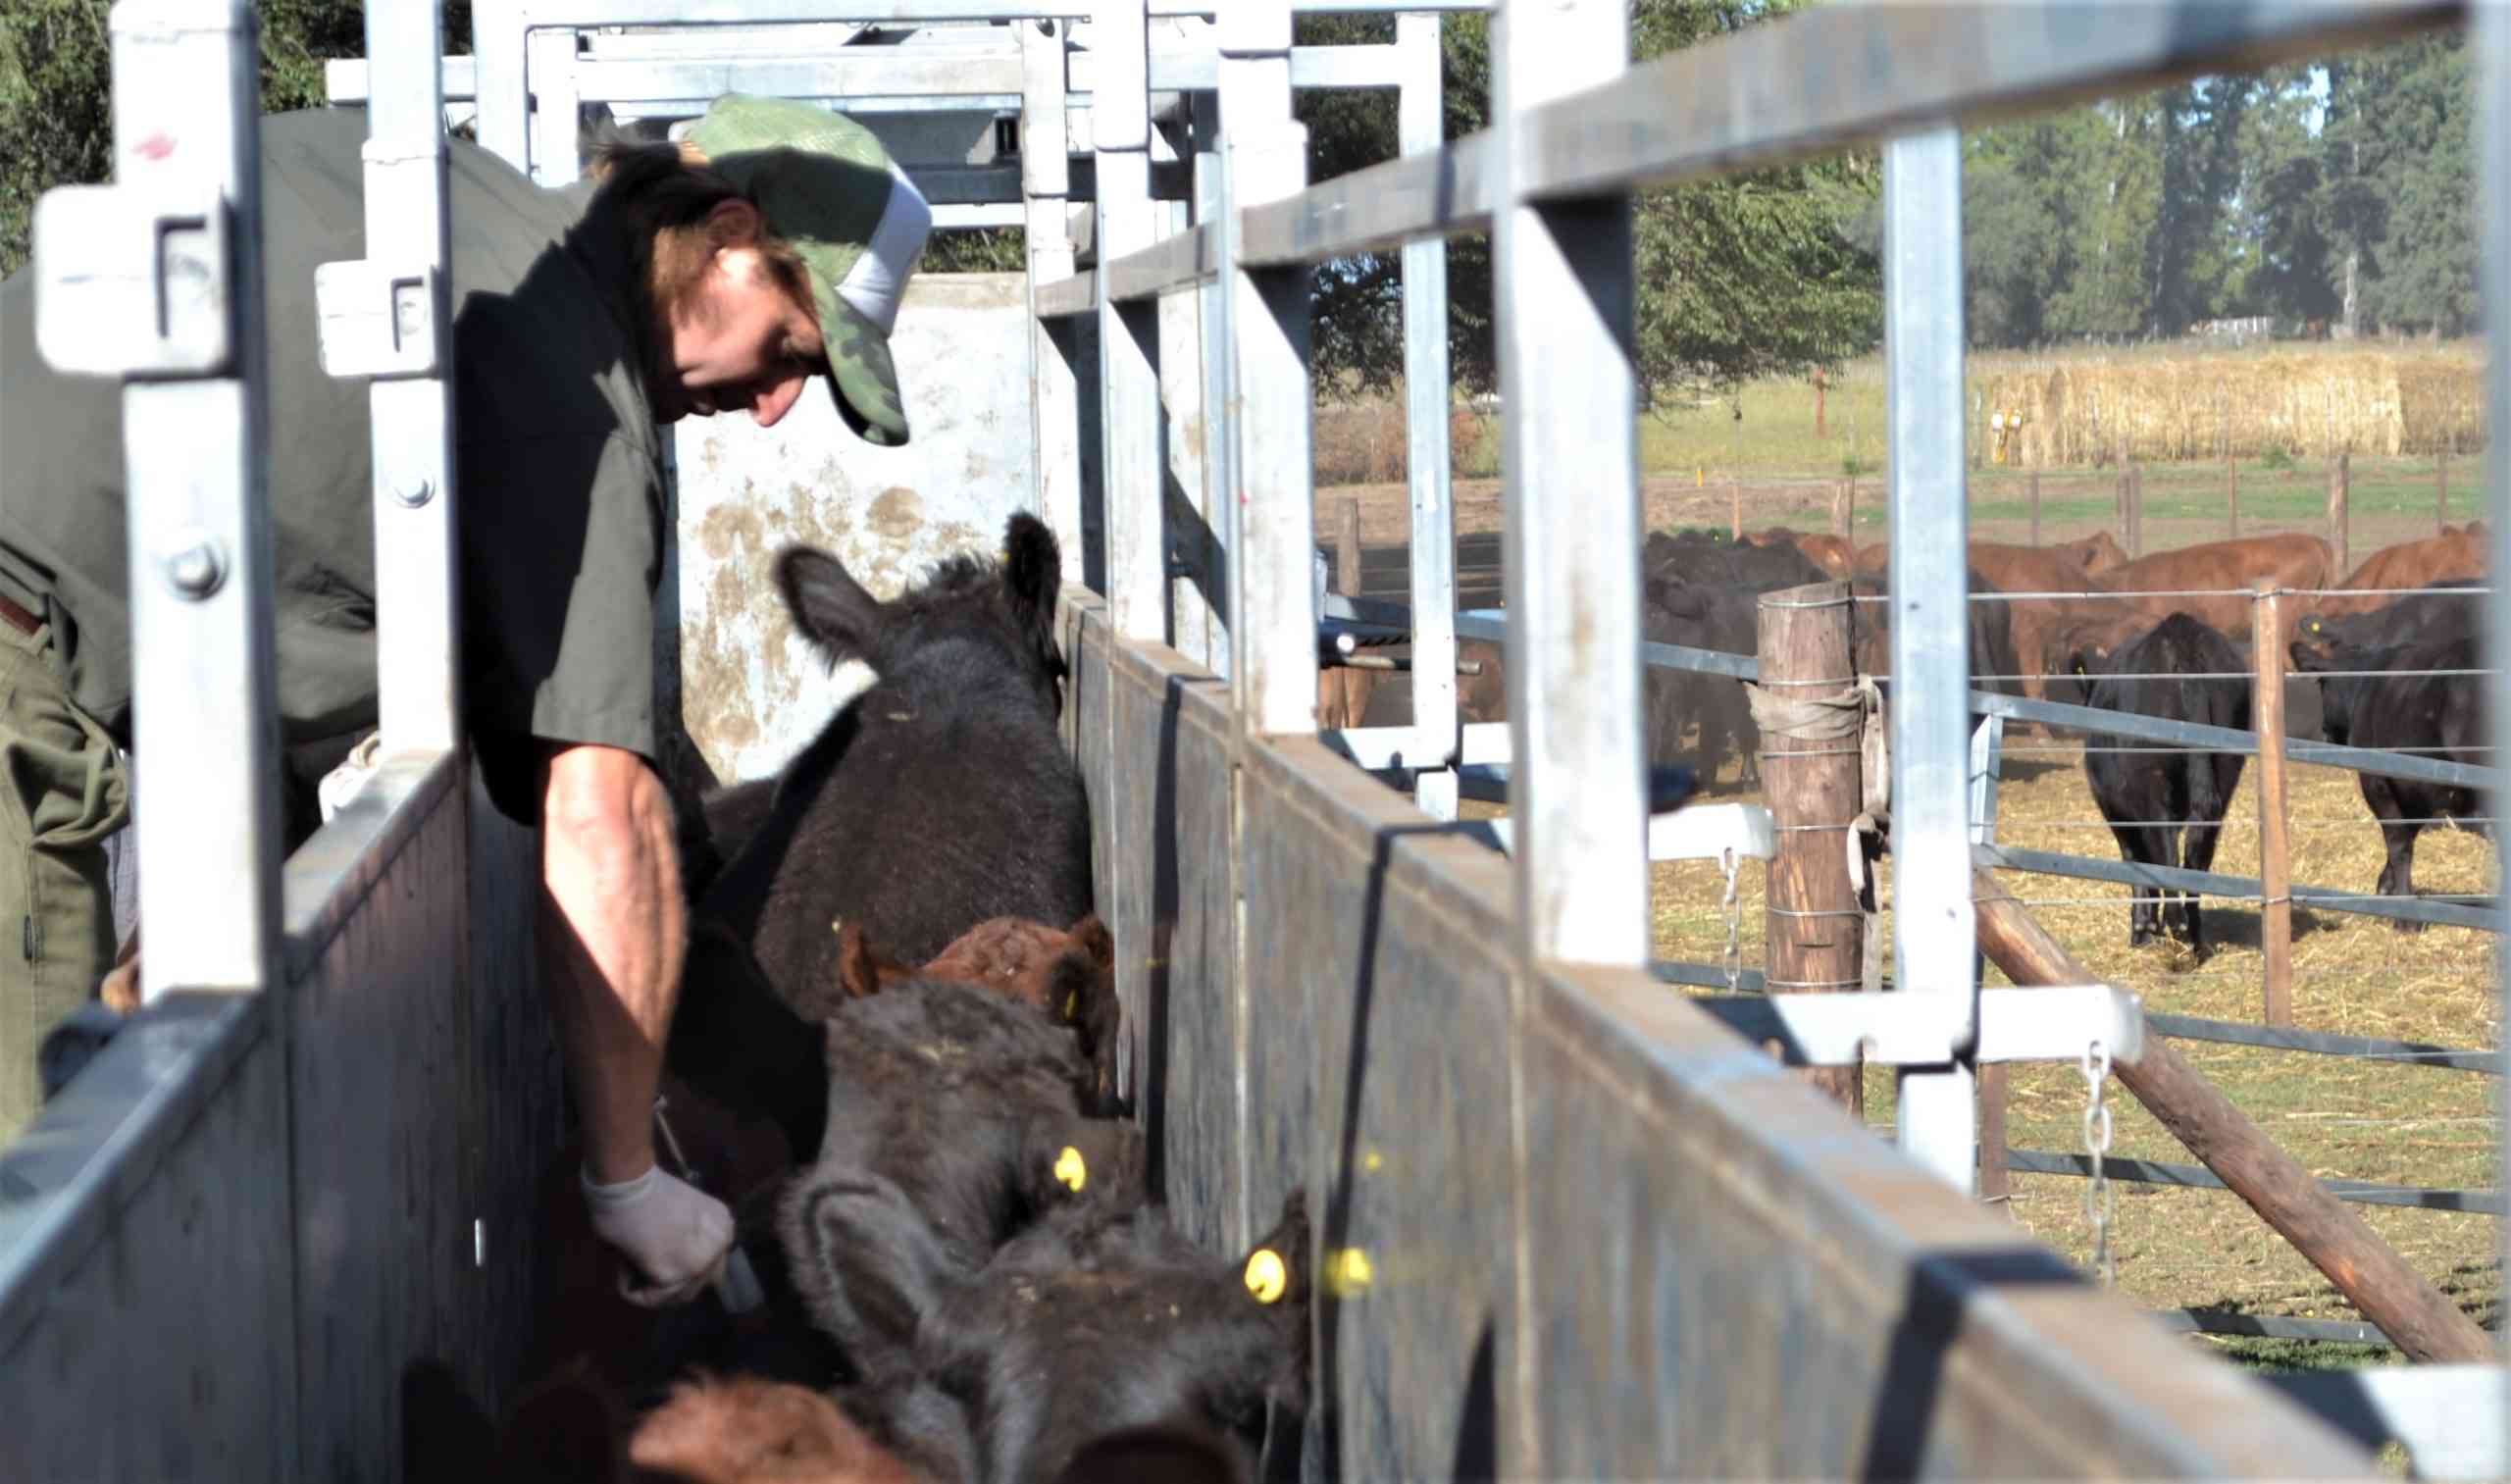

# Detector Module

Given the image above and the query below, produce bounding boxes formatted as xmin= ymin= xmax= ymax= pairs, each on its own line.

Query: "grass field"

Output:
xmin=1633 ymin=746 xmax=2503 ymax=1382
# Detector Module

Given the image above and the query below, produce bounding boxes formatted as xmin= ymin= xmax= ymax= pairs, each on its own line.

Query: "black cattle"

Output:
xmin=2291 ymin=583 xmax=2482 ymax=745
xmin=1642 ymin=576 xmax=1760 ymax=786
xmin=2075 ymin=613 xmax=2250 ymax=956
xmin=889 ymin=1191 xmax=1312 ymax=1484
xmin=1644 ymin=529 xmax=1822 ymax=589
xmin=2289 ymin=628 xmax=2489 ymax=922
xmin=775 ymin=966 xmax=1144 ymax=1383
xmin=700 ymin=513 xmax=1094 ymax=1018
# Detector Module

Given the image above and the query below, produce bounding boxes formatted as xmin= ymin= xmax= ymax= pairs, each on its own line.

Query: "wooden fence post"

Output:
xmin=2027 ymin=469 xmax=2041 ymax=546
xmin=2229 ymin=450 xmax=2240 ymax=537
xmin=2437 ymin=436 xmax=2450 ymax=533
xmin=2116 ymin=469 xmax=2131 ymax=554
xmin=2327 ymin=450 xmax=2350 ymax=576
xmin=1337 ymin=495 xmax=1363 ymax=596
xmin=1813 ymin=365 xmax=1826 ymax=438
xmin=2127 ymin=462 xmax=2144 ymax=557
xmin=2252 ymin=581 xmax=2293 ymax=1029
xmin=1729 ymin=480 xmax=1742 ymax=540
xmin=1758 ymin=581 xmax=1863 ymax=1113
xmin=1831 ymin=479 xmax=1852 ymax=539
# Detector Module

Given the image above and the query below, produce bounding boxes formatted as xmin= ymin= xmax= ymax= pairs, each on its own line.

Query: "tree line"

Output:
xmin=4 ymin=2 xmax=2476 ymax=401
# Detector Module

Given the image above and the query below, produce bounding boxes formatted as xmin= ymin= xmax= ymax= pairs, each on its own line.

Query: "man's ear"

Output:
xmin=703 ymin=195 xmax=765 ymax=244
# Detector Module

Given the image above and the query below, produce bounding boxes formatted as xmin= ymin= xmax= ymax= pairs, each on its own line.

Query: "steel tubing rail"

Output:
xmin=1976 ymin=843 xmax=2506 ymax=936
xmin=1974 ymin=691 xmax=2501 ymax=793
xmin=2000 ymin=1148 xmax=2505 ymax=1217
xmin=2145 ymin=1012 xmax=2500 ymax=1075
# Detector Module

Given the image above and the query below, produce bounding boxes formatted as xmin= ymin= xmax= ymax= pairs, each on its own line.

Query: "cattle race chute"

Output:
xmin=0 ymin=0 xmax=2503 ymax=1478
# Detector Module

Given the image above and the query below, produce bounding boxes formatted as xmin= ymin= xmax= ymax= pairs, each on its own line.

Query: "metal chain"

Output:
xmin=2079 ymin=1040 xmax=2116 ymax=1287
xmin=1719 ymin=847 xmax=1742 ymax=994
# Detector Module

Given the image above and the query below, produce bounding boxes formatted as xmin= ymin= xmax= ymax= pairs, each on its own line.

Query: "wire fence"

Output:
xmin=1613 ymin=583 xmax=2504 ymax=1345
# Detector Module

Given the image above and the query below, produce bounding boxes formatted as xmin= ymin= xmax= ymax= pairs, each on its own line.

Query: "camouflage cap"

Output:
xmin=687 ymin=94 xmax=932 ymax=445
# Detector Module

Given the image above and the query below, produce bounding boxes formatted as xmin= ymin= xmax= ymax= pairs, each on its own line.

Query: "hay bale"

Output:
xmin=1978 ymin=350 xmax=2485 ymax=466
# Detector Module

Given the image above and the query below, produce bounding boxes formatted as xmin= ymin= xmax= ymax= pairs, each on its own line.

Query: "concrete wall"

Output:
xmin=676 ymin=272 xmax=1040 ymax=783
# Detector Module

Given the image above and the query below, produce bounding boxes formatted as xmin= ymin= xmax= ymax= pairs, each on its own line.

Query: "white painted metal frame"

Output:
xmin=1882 ymin=127 xmax=1978 ymax=1190
xmin=1094 ymin=0 xmax=1164 ymax=640
xmin=1397 ymin=11 xmax=1457 ymax=820
xmin=2481 ymin=3 xmax=2511 ymax=1458
xmin=1022 ymin=19 xmax=1089 ymax=585
xmin=1491 ymin=0 xmax=1645 ymax=968
xmin=1218 ymin=2 xmax=1314 ymax=739
xmin=32 ymin=0 xmax=282 ymax=1001
xmin=322 ymin=0 xmax=461 ymax=755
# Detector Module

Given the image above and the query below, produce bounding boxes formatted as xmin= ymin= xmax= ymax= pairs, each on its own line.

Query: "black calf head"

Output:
xmin=776 ymin=511 xmax=1067 ymax=711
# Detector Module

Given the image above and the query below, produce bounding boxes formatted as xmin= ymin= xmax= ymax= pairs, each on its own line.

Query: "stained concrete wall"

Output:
xmin=675 ymin=272 xmax=1037 ymax=783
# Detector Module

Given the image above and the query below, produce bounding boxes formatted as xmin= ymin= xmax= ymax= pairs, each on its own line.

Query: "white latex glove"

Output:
xmin=582 ymin=1162 xmax=736 ymax=1308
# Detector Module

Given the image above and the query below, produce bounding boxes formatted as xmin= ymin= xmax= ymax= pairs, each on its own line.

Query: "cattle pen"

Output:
xmin=2 ymin=1 xmax=2508 ymax=1481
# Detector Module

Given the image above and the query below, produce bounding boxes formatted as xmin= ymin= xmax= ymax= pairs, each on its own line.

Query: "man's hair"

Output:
xmin=586 ymin=135 xmax=816 ymax=338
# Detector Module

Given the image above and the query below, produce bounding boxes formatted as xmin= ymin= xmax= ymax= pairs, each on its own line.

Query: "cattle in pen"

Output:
xmin=2073 ymin=613 xmax=2251 ymax=959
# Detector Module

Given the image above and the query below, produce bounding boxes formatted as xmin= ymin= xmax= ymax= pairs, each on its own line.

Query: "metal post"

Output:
xmin=525 ymin=26 xmax=583 ymax=186
xmin=2481 ymin=0 xmax=2511 ymax=1436
xmin=1096 ymin=0 xmax=1163 ymax=640
xmin=1398 ymin=10 xmax=1458 ymax=821
xmin=1494 ymin=0 xmax=1644 ymax=966
xmin=1157 ymin=80 xmax=1213 ymax=665
xmin=2253 ymin=583 xmax=2294 ymax=1029
xmin=1883 ymin=127 xmax=1976 ymax=1192
xmin=1971 ymin=712 xmax=2009 ymax=1204
xmin=1022 ymin=19 xmax=1087 ymax=586
xmin=321 ymin=0 xmax=460 ymax=755
xmin=1220 ymin=2 xmax=1311 ymax=739
xmin=1494 ymin=2 xmax=1639 ymax=1462
xmin=1192 ymin=87 xmax=1231 ymax=676
xmin=471 ymin=0 xmax=527 ymax=171
xmin=29 ymin=0 xmax=282 ymax=1002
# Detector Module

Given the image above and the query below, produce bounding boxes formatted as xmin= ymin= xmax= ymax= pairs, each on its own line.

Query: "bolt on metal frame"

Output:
xmin=32 ymin=0 xmax=283 ymax=1002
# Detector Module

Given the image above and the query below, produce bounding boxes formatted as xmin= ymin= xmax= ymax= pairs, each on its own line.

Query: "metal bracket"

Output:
xmin=314 ymin=260 xmax=443 ymax=379
xmin=1469 ymin=801 xmax=1777 ymax=868
xmin=32 ymin=184 xmax=233 ymax=378
xmin=1691 ymin=985 xmax=2146 ymax=1069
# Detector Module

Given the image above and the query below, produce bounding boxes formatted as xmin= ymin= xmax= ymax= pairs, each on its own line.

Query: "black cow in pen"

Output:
xmin=2071 ymin=613 xmax=2250 ymax=959
xmin=2291 ymin=609 xmax=2490 ymax=924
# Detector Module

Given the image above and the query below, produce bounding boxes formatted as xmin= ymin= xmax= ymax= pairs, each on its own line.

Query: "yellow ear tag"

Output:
xmin=1063 ymin=991 xmax=1079 ymax=1020
xmin=1327 ymin=1248 xmax=1375 ymax=1297
xmin=1053 ymin=1146 xmax=1088 ymax=1192
xmin=1244 ymin=1249 xmax=1288 ymax=1305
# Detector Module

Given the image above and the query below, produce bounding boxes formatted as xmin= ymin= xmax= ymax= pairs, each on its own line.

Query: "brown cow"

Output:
xmin=837 ymin=913 xmax=1113 ymax=1016
xmin=2092 ymin=533 xmax=2337 ymax=639
xmin=628 ymin=1376 xmax=923 ymax=1484
xmin=1852 ymin=540 xmax=2110 ymax=706
xmin=1745 ymin=526 xmax=1857 ymax=579
xmin=2052 ymin=531 xmax=2130 ymax=577
xmin=2302 ymin=528 xmax=2486 ymax=617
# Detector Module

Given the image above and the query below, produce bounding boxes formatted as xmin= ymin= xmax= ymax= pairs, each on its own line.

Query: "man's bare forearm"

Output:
xmin=539 ymin=743 xmax=686 ymax=1185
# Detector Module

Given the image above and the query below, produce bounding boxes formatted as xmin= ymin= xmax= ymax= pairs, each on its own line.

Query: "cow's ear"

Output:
xmin=776 ymin=546 xmax=883 ymax=665
xmin=1001 ymin=511 xmax=1065 ymax=676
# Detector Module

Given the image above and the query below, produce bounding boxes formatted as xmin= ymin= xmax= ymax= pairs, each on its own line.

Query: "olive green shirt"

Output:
xmin=0 ymin=109 xmax=665 ymax=823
